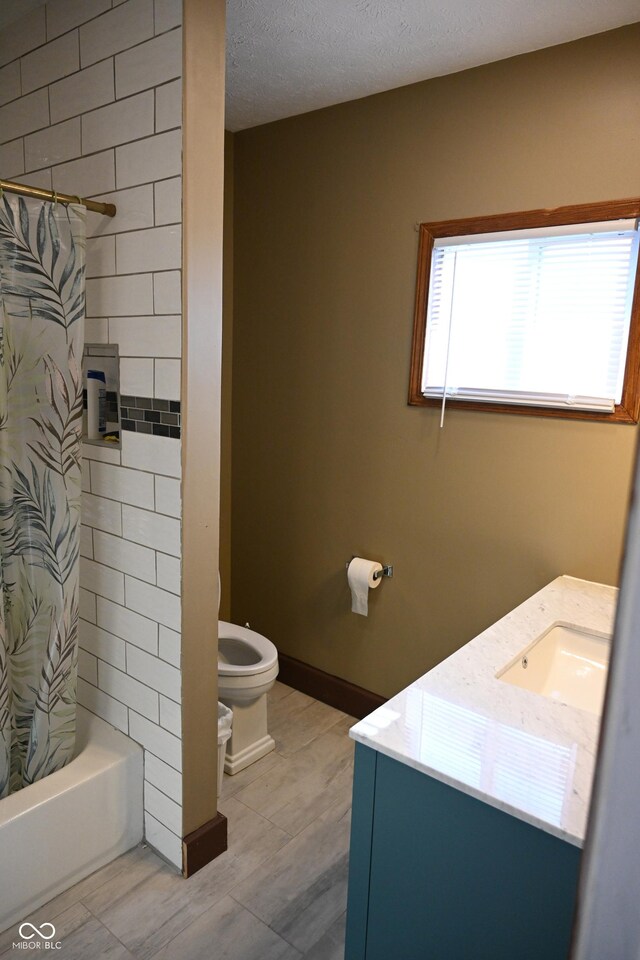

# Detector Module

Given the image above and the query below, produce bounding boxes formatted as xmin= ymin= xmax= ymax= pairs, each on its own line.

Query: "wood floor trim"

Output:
xmin=277 ymin=653 xmax=385 ymax=719
xmin=182 ymin=811 xmax=227 ymax=877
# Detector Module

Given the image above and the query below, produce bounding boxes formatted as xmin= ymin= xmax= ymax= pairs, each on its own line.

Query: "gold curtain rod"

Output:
xmin=0 ymin=178 xmax=116 ymax=218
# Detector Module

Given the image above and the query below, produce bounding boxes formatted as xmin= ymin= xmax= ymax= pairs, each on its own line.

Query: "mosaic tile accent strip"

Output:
xmin=121 ymin=396 xmax=181 ymax=439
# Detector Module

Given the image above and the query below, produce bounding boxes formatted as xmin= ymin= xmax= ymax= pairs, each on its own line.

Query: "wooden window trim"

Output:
xmin=408 ymin=198 xmax=640 ymax=424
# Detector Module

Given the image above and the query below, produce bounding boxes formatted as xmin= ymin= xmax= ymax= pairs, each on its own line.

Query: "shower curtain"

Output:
xmin=0 ymin=195 xmax=85 ymax=798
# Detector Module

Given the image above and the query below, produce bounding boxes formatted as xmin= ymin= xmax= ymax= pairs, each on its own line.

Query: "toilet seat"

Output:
xmin=218 ymin=621 xmax=278 ymax=677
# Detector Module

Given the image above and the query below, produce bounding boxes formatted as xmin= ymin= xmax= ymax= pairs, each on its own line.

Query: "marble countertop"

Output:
xmin=350 ymin=576 xmax=617 ymax=847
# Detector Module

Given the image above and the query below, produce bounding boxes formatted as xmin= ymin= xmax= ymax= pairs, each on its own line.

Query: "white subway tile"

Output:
xmin=10 ymin=169 xmax=52 ymax=190
xmin=94 ymin=529 xmax=157 ymax=583
xmin=78 ymin=648 xmax=98 ymax=685
xmin=82 ymin=491 xmax=123 ymax=535
xmin=80 ymin=0 xmax=154 ymax=68
xmin=78 ymin=677 xmax=128 ymax=733
xmin=21 ymin=31 xmax=79 ymax=95
xmin=127 ymin=646 xmax=181 ymax=701
xmin=154 ymin=0 xmax=181 ymax=33
xmin=85 ymin=318 xmax=109 ymax=343
xmin=125 ymin=576 xmax=180 ymax=631
xmin=97 ymin=596 xmax=158 ymax=654
xmin=159 ymin=695 xmax=181 ymax=735
xmin=154 ymin=476 xmax=181 ymax=518
xmin=154 ymin=178 xmax=180 ymax=226
xmin=52 ymin=149 xmax=115 ymax=198
xmin=109 ymin=315 xmax=181 ymax=357
xmin=86 ymin=235 xmax=116 ymax=278
xmin=90 ymin=460 xmax=155 ymax=509
xmin=156 ymin=553 xmax=180 ymax=595
xmin=154 ymin=359 xmax=180 ymax=402
xmin=88 ymin=185 xmax=154 ymax=238
xmin=0 ymin=8 xmax=46 ymax=69
xmin=99 ymin=661 xmax=158 ymax=720
xmin=116 ymin=129 xmax=181 ymax=189
xmin=122 ymin=504 xmax=180 ymax=555
xmin=80 ymin=618 xmax=126 ymax=670
xmin=24 ymin=118 xmax=81 ymax=173
xmin=144 ymin=751 xmax=181 ymax=803
xmin=121 ymin=431 xmax=181 ymax=478
xmin=0 ymin=90 xmax=49 ymax=140
xmin=82 ymin=440 xmax=121 ymax=464
xmin=121 ymin=358 xmax=155 ymax=397
xmin=0 ymin=62 xmax=21 ymax=107
xmin=144 ymin=811 xmax=181 ymax=867
xmin=47 ymin=0 xmax=112 ymax=41
xmin=80 ymin=524 xmax=93 ymax=558
xmin=0 ymin=139 xmax=24 ymax=178
xmin=116 ymin=225 xmax=181 ymax=275
xmin=158 ymin=625 xmax=180 ymax=667
xmin=80 ymin=557 xmax=125 ymax=604
xmin=50 ymin=60 xmax=114 ymax=124
xmin=155 ymin=78 xmax=181 ymax=132
xmin=86 ymin=274 xmax=153 ymax=317
xmin=130 ymin=710 xmax=181 ymax=769
xmin=79 ymin=587 xmax=97 ymax=623
xmin=144 ymin=780 xmax=181 ymax=835
xmin=153 ymin=271 xmax=181 ymax=315
xmin=82 ymin=90 xmax=154 ymax=155
xmin=81 ymin=458 xmax=91 ymax=493
xmin=115 ymin=28 xmax=181 ymax=99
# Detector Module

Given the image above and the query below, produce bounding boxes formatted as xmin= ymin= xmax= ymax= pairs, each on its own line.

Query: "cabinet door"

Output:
xmin=365 ymin=753 xmax=580 ymax=960
xmin=345 ymin=744 xmax=378 ymax=960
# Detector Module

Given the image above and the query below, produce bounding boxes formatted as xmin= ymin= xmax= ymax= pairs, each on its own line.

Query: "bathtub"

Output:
xmin=0 ymin=706 xmax=143 ymax=933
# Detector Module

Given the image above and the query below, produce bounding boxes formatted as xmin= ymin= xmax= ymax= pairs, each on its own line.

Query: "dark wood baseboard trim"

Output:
xmin=182 ymin=811 xmax=227 ymax=878
xmin=277 ymin=653 xmax=386 ymax=719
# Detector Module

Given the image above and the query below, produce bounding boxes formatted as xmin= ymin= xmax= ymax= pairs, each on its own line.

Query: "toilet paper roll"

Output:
xmin=348 ymin=557 xmax=383 ymax=616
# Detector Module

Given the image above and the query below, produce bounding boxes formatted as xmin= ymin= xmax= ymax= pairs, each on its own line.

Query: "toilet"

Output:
xmin=217 ymin=620 xmax=279 ymax=775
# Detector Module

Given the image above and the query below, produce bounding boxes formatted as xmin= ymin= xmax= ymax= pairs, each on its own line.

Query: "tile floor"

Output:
xmin=1 ymin=683 xmax=355 ymax=959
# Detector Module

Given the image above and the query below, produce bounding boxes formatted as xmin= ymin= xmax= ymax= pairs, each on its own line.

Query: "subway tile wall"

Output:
xmin=0 ymin=0 xmax=184 ymax=869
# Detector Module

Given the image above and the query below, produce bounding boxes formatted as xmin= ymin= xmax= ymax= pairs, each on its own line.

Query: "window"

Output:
xmin=409 ymin=200 xmax=640 ymax=423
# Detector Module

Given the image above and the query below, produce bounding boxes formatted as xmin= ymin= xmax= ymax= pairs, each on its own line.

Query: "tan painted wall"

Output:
xmin=231 ymin=24 xmax=640 ymax=699
xmin=220 ymin=131 xmax=234 ymax=621
xmin=181 ymin=0 xmax=225 ymax=838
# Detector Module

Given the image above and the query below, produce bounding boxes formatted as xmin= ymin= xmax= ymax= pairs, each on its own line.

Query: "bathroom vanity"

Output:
xmin=345 ymin=576 xmax=616 ymax=960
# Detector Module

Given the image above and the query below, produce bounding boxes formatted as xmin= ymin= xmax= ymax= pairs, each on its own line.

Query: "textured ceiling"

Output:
xmin=226 ymin=0 xmax=639 ymax=130
xmin=2 ymin=0 xmax=638 ymax=131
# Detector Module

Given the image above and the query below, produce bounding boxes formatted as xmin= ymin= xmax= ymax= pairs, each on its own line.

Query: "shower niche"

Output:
xmin=82 ymin=343 xmax=121 ymax=448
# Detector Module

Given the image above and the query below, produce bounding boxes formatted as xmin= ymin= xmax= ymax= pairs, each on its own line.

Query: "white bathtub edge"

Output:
xmin=0 ymin=707 xmax=143 ymax=934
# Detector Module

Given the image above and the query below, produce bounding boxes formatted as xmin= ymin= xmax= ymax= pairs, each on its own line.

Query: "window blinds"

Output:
xmin=422 ymin=219 xmax=640 ymax=412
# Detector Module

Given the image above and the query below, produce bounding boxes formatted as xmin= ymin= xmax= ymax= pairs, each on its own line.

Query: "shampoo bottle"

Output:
xmin=86 ymin=370 xmax=107 ymax=440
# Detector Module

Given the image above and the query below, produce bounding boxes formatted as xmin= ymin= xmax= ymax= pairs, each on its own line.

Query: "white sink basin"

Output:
xmin=497 ymin=622 xmax=611 ymax=715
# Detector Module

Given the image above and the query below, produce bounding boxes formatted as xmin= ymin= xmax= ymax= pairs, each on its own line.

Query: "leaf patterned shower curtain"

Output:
xmin=0 ymin=195 xmax=84 ymax=798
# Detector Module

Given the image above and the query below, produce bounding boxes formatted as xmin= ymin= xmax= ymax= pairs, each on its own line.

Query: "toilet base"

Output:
xmin=221 ymin=692 xmax=276 ymax=775
xmin=224 ymin=733 xmax=276 ymax=775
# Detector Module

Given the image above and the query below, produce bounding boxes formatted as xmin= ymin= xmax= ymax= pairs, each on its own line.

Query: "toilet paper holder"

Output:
xmin=345 ymin=559 xmax=393 ymax=580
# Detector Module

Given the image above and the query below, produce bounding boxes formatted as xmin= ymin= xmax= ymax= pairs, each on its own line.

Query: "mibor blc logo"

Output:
xmin=12 ymin=923 xmax=62 ymax=951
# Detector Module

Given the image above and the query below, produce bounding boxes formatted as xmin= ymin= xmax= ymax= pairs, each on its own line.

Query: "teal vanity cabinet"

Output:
xmin=345 ymin=744 xmax=581 ymax=960
xmin=344 ymin=578 xmax=616 ymax=958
